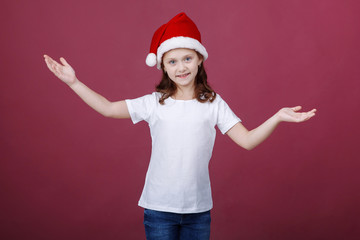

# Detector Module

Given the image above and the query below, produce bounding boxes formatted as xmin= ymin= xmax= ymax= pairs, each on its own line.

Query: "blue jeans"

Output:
xmin=143 ymin=208 xmax=211 ymax=240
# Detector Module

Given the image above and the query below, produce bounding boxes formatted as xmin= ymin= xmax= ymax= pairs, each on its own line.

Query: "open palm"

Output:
xmin=278 ymin=106 xmax=317 ymax=123
xmin=44 ymin=55 xmax=77 ymax=85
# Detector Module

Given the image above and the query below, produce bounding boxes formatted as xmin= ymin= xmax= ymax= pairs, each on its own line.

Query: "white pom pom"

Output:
xmin=146 ymin=53 xmax=157 ymax=67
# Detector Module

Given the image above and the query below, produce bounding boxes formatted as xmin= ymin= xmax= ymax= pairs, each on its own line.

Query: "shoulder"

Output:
xmin=127 ymin=92 xmax=160 ymax=102
xmin=209 ymin=93 xmax=236 ymax=111
xmin=125 ymin=92 xmax=160 ymax=122
xmin=152 ymin=92 xmax=162 ymax=100
xmin=211 ymin=93 xmax=226 ymax=104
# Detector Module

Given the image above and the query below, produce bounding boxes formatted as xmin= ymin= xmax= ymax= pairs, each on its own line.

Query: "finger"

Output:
xmin=44 ymin=55 xmax=63 ymax=77
xmin=303 ymin=109 xmax=316 ymax=117
xmin=44 ymin=59 xmax=55 ymax=73
xmin=309 ymin=109 xmax=317 ymax=114
xmin=44 ymin=56 xmax=57 ymax=68
xmin=44 ymin=56 xmax=52 ymax=67
xmin=44 ymin=56 xmax=58 ymax=72
xmin=304 ymin=112 xmax=316 ymax=121
xmin=291 ymin=106 xmax=302 ymax=112
xmin=60 ymin=57 xmax=70 ymax=66
xmin=54 ymin=63 xmax=62 ymax=75
xmin=46 ymin=58 xmax=62 ymax=75
xmin=44 ymin=54 xmax=54 ymax=62
xmin=51 ymin=60 xmax=63 ymax=74
xmin=46 ymin=61 xmax=59 ymax=75
xmin=45 ymin=55 xmax=61 ymax=66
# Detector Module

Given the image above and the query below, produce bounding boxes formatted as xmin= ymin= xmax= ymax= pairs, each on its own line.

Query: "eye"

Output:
xmin=169 ymin=60 xmax=176 ymax=65
xmin=185 ymin=57 xmax=192 ymax=62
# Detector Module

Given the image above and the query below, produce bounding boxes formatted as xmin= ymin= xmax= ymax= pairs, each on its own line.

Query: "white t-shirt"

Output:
xmin=125 ymin=92 xmax=241 ymax=213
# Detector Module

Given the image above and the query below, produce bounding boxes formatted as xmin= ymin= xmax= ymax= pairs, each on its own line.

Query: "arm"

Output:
xmin=43 ymin=55 xmax=130 ymax=119
xmin=226 ymin=106 xmax=317 ymax=150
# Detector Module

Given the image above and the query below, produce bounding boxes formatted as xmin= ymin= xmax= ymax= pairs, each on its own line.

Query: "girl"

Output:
xmin=44 ymin=12 xmax=316 ymax=240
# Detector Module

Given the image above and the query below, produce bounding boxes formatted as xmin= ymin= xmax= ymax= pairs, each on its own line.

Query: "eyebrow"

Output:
xmin=164 ymin=54 xmax=195 ymax=61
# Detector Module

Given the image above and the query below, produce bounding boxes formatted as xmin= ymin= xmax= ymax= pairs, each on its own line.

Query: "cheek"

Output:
xmin=163 ymin=65 xmax=173 ymax=74
xmin=166 ymin=71 xmax=176 ymax=81
xmin=192 ymin=65 xmax=199 ymax=76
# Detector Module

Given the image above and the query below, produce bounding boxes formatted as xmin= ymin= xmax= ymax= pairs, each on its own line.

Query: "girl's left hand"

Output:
xmin=277 ymin=106 xmax=317 ymax=123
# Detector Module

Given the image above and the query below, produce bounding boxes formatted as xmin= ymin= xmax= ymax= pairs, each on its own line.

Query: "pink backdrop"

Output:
xmin=1 ymin=0 xmax=359 ymax=239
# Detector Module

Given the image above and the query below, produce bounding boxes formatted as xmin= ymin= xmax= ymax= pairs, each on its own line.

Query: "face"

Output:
xmin=162 ymin=48 xmax=203 ymax=89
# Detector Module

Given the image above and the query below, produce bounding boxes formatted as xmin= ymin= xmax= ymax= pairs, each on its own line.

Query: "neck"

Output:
xmin=173 ymin=86 xmax=195 ymax=100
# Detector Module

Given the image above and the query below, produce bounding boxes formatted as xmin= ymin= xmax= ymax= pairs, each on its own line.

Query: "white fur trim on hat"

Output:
xmin=156 ymin=36 xmax=208 ymax=69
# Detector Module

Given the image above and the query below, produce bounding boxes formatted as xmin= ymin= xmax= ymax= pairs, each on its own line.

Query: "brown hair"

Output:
xmin=155 ymin=53 xmax=216 ymax=104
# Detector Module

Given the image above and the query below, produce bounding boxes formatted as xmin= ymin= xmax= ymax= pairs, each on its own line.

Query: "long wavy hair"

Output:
xmin=155 ymin=52 xmax=216 ymax=105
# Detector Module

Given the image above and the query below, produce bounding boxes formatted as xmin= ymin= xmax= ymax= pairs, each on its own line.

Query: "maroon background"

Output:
xmin=1 ymin=0 xmax=359 ymax=239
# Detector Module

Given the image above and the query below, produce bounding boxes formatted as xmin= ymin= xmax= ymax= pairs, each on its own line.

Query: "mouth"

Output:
xmin=176 ymin=73 xmax=190 ymax=78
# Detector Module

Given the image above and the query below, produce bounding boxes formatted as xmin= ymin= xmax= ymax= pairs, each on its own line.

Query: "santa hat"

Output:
xmin=145 ymin=12 xmax=208 ymax=69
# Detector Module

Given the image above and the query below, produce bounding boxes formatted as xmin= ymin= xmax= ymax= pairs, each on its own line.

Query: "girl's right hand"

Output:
xmin=44 ymin=55 xmax=77 ymax=86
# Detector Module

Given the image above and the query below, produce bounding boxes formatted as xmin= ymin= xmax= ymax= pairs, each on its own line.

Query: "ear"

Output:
xmin=161 ymin=62 xmax=167 ymax=73
xmin=196 ymin=52 xmax=204 ymax=66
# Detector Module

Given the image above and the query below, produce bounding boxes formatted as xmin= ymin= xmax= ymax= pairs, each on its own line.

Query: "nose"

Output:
xmin=178 ymin=61 xmax=187 ymax=72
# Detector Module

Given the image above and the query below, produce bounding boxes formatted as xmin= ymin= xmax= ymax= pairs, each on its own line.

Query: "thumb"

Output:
xmin=60 ymin=57 xmax=70 ymax=66
xmin=292 ymin=106 xmax=302 ymax=112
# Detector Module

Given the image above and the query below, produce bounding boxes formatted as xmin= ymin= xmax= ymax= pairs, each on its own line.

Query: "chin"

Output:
xmin=176 ymin=80 xmax=194 ymax=88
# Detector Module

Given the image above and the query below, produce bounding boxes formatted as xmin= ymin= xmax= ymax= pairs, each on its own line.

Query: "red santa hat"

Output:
xmin=145 ymin=12 xmax=208 ymax=69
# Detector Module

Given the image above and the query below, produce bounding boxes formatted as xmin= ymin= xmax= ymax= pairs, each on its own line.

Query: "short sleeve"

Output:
xmin=216 ymin=95 xmax=241 ymax=134
xmin=125 ymin=93 xmax=158 ymax=124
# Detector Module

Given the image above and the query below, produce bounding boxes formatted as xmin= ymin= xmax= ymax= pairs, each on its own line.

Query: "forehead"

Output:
xmin=163 ymin=48 xmax=197 ymax=59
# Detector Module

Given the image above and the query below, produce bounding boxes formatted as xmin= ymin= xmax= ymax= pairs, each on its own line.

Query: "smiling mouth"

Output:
xmin=176 ymin=73 xmax=190 ymax=78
